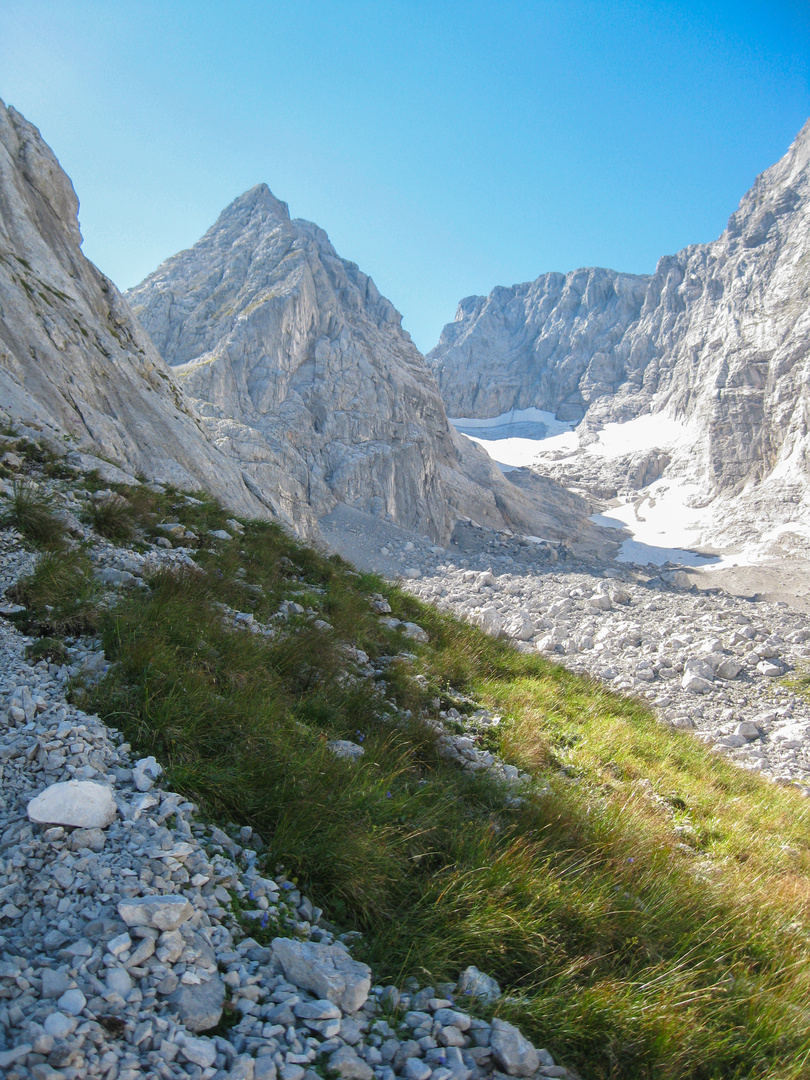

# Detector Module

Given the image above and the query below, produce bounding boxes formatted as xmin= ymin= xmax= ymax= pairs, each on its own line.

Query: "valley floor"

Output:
xmin=320 ymin=505 xmax=810 ymax=791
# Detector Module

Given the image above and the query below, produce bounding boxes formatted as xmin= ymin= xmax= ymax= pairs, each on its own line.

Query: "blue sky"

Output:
xmin=2 ymin=0 xmax=808 ymax=352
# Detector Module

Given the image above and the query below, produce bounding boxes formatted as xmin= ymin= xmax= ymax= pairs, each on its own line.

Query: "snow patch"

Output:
xmin=451 ymin=408 xmax=579 ymax=467
xmin=590 ymin=478 xmax=718 ymax=567
xmin=586 ymin=414 xmax=690 ymax=459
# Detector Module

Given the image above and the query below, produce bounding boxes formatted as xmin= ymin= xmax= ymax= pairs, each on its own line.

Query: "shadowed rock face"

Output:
xmin=0 ymin=99 xmax=263 ymax=516
xmin=128 ymin=186 xmax=593 ymax=544
xmin=428 ymin=120 xmax=810 ymax=538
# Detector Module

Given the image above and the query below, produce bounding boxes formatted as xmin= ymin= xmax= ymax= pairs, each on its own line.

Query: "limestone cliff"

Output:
xmin=427 ymin=120 xmax=810 ymax=545
xmin=0 ymin=99 xmax=263 ymax=516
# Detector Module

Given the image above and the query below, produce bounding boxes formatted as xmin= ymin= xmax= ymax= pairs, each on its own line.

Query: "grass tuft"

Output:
xmin=25 ymin=636 xmax=69 ymax=665
xmin=9 ymin=548 xmax=101 ymax=636
xmin=81 ymin=494 xmax=135 ymax=540
xmin=2 ymin=480 xmax=66 ymax=547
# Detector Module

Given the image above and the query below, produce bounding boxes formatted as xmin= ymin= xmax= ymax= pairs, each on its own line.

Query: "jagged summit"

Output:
xmin=127 ymin=181 xmax=595 ymax=545
xmin=201 ymin=182 xmax=291 ymax=238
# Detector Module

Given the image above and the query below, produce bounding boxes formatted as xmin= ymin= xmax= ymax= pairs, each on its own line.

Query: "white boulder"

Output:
xmin=27 ymin=780 xmax=117 ymax=829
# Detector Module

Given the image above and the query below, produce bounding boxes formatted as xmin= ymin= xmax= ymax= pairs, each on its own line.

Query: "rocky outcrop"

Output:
xmin=428 ymin=268 xmax=651 ymax=423
xmin=127 ymin=186 xmax=587 ymax=544
xmin=0 ymin=98 xmax=264 ymax=517
xmin=427 ymin=120 xmax=810 ymax=545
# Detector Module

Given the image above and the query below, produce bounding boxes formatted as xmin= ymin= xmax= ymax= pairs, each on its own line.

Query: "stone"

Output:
xmin=27 ymin=780 xmax=117 ymax=828
xmin=457 ymin=966 xmax=501 ymax=1004
xmin=254 ymin=1059 xmax=278 ymax=1080
xmin=56 ymin=989 xmax=86 ymax=1016
xmin=490 ymin=1018 xmax=540 ymax=1077
xmin=108 ymin=932 xmax=132 ymax=956
xmin=432 ymin=1008 xmax=471 ymax=1031
xmin=272 ymin=939 xmax=371 ymax=1013
xmin=402 ymin=1059 xmax=432 ymax=1080
xmin=401 ymin=622 xmax=429 ymax=644
xmin=41 ymin=969 xmax=72 ymax=999
xmin=132 ymin=756 xmax=163 ymax=791
xmin=681 ymin=672 xmax=713 ymax=694
xmin=735 ymin=721 xmax=761 ymax=742
xmin=293 ymin=1000 xmax=342 ymax=1020
xmin=106 ymin=967 xmax=134 ymax=999
xmin=589 ymin=593 xmax=612 ymax=611
xmin=43 ymin=1013 xmax=76 ymax=1039
xmin=118 ymin=895 xmax=194 ymax=931
xmin=327 ymin=740 xmax=365 ymax=761
xmin=437 ymin=1025 xmax=466 ymax=1046
xmin=715 ymin=658 xmax=742 ymax=681
xmin=168 ymin=976 xmax=226 ymax=1032
xmin=329 ymin=1046 xmax=375 ymax=1080
xmin=757 ymin=660 xmax=782 ymax=677
xmin=179 ymin=1036 xmax=217 ymax=1068
xmin=0 ymin=1045 xmax=32 ymax=1068
xmin=68 ymin=826 xmax=106 ymax=852
xmin=230 ymin=1055 xmax=256 ymax=1080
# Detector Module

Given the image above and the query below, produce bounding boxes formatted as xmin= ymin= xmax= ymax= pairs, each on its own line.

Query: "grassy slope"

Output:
xmin=12 ymin=477 xmax=810 ymax=1080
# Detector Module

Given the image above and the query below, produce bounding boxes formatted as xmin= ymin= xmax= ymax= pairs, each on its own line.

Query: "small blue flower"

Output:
xmin=386 ymin=792 xmax=393 ymax=799
xmin=282 ymin=882 xmax=294 ymax=890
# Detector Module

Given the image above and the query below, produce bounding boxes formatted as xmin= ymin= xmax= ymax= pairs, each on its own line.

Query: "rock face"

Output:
xmin=0 ymin=98 xmax=263 ymax=517
xmin=428 ymin=120 xmax=810 ymax=546
xmin=127 ymin=185 xmax=594 ymax=544
xmin=428 ymin=267 xmax=650 ymax=424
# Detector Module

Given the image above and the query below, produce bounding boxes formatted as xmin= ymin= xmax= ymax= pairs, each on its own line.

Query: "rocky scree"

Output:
xmin=320 ymin=509 xmax=810 ymax=792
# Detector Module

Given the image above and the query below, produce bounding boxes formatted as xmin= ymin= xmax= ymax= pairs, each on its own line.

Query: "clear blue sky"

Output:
xmin=2 ymin=0 xmax=808 ymax=352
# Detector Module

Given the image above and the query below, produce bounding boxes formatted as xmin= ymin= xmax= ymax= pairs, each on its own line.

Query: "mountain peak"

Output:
xmin=220 ymin=183 xmax=290 ymax=226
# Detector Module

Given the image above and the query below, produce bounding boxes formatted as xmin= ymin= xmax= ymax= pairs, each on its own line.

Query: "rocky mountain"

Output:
xmin=427 ymin=121 xmax=810 ymax=547
xmin=0 ymin=98 xmax=265 ymax=517
xmin=126 ymin=187 xmax=595 ymax=545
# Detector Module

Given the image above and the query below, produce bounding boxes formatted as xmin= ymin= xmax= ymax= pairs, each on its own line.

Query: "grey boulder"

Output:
xmin=271 ymin=938 xmax=371 ymax=1013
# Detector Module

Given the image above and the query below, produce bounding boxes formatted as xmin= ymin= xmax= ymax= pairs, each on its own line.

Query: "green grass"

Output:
xmin=81 ymin=494 xmax=135 ymax=540
xmin=25 ymin=635 xmax=69 ymax=665
xmin=2 ymin=480 xmax=66 ymax=547
xmin=77 ymin=490 xmax=810 ymax=1080
xmin=9 ymin=548 xmax=101 ymax=636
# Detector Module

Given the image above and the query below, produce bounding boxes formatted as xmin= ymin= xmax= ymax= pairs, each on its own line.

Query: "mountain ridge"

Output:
xmin=427 ymin=118 xmax=810 ymax=548
xmin=127 ymin=182 xmax=605 ymax=548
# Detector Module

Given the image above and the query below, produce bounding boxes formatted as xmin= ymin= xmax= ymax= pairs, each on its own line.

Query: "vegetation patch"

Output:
xmin=9 ymin=548 xmax=101 ymax=636
xmin=73 ymin=488 xmax=810 ymax=1080
xmin=2 ymin=480 xmax=66 ymax=547
xmin=81 ymin=493 xmax=135 ymax=540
